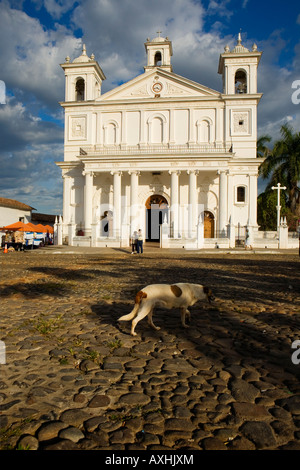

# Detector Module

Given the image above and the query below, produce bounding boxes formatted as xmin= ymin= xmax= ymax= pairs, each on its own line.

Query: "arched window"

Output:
xmin=200 ymin=120 xmax=209 ymax=143
xmin=154 ymin=51 xmax=162 ymax=66
xmin=151 ymin=117 xmax=163 ymax=143
xmin=75 ymin=78 xmax=85 ymax=101
xmin=147 ymin=113 xmax=167 ymax=144
xmin=107 ymin=123 xmax=116 ymax=144
xmin=235 ymin=70 xmax=247 ymax=94
xmin=103 ymin=120 xmax=119 ymax=145
xmin=196 ymin=118 xmax=212 ymax=144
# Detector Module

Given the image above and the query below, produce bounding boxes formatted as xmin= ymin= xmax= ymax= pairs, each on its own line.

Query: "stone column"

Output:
xmin=218 ymin=170 xmax=227 ymax=237
xmin=169 ymin=170 xmax=180 ymax=238
xmin=248 ymin=173 xmax=257 ymax=227
xmin=83 ymin=170 xmax=93 ymax=236
xmin=62 ymin=174 xmax=71 ymax=226
xmin=68 ymin=217 xmax=76 ymax=247
xmin=111 ymin=171 xmax=122 ymax=239
xmin=187 ymin=170 xmax=198 ymax=238
xmin=56 ymin=215 xmax=63 ymax=246
xmin=129 ymin=170 xmax=140 ymax=235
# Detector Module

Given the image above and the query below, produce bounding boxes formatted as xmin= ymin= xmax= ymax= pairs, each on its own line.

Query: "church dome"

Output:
xmin=152 ymin=36 xmax=166 ymax=42
xmin=73 ymin=44 xmax=93 ymax=63
xmin=149 ymin=31 xmax=169 ymax=43
xmin=231 ymin=33 xmax=249 ymax=53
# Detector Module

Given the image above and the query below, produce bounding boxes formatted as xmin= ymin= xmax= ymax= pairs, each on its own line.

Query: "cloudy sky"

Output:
xmin=0 ymin=0 xmax=300 ymax=214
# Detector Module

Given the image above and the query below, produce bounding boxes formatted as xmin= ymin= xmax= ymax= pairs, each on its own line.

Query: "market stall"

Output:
xmin=1 ymin=221 xmax=54 ymax=250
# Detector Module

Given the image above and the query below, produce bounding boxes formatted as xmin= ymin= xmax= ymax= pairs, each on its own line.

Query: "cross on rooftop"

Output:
xmin=156 ymin=30 xmax=162 ymax=37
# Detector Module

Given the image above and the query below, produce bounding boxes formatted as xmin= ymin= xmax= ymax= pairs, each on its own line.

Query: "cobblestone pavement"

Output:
xmin=0 ymin=246 xmax=300 ymax=450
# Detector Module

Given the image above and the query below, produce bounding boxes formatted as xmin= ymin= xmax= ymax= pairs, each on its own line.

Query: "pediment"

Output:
xmin=98 ymin=69 xmax=220 ymax=102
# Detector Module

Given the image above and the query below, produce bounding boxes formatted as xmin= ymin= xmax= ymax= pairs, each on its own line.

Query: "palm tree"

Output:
xmin=259 ymin=124 xmax=300 ymax=216
xmin=257 ymin=134 xmax=271 ymax=159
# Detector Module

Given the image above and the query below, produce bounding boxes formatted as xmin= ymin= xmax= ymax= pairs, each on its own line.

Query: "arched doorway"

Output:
xmin=145 ymin=195 xmax=169 ymax=242
xmin=204 ymin=211 xmax=214 ymax=238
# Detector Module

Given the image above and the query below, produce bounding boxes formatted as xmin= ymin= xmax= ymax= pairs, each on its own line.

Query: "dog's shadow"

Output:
xmin=90 ymin=301 xmax=198 ymax=338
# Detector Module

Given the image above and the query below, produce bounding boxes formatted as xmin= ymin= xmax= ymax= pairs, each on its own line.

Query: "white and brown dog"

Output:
xmin=118 ymin=283 xmax=215 ymax=336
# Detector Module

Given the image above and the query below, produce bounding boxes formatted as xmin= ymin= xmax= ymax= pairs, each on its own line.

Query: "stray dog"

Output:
xmin=118 ymin=283 xmax=215 ymax=336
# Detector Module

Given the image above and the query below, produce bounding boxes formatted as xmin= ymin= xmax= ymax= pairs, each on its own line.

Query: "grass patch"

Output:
xmin=30 ymin=314 xmax=64 ymax=336
xmin=106 ymin=338 xmax=123 ymax=351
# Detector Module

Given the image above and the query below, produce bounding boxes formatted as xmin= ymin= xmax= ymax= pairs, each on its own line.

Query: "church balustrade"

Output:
xmin=79 ymin=142 xmax=230 ymax=156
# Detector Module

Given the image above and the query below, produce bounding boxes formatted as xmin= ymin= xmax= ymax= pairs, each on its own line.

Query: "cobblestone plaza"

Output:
xmin=0 ymin=247 xmax=299 ymax=450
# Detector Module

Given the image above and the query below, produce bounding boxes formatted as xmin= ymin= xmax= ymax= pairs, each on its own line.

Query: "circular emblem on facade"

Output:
xmin=152 ymin=82 xmax=163 ymax=93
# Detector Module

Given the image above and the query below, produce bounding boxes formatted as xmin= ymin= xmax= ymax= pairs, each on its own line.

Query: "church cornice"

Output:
xmin=59 ymin=94 xmax=224 ymax=109
xmin=221 ymin=93 xmax=263 ymax=102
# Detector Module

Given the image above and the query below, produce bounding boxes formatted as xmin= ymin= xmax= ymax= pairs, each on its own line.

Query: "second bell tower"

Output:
xmin=218 ymin=32 xmax=262 ymax=95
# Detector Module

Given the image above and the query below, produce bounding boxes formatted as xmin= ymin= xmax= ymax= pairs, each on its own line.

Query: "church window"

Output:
xmin=154 ymin=51 xmax=162 ymax=66
xmin=196 ymin=119 xmax=211 ymax=144
xmin=104 ymin=121 xmax=119 ymax=145
xmin=151 ymin=117 xmax=163 ymax=143
xmin=236 ymin=186 xmax=246 ymax=203
xmin=147 ymin=113 xmax=166 ymax=144
xmin=235 ymin=70 xmax=247 ymax=94
xmin=75 ymin=78 xmax=85 ymax=101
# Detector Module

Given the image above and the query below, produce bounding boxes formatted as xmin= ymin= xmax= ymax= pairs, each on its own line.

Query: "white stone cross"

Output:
xmin=272 ymin=182 xmax=287 ymax=231
xmin=156 ymin=30 xmax=162 ymax=37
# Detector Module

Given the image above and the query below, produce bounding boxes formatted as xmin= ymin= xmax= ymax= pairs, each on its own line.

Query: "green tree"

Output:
xmin=259 ymin=124 xmax=300 ymax=216
xmin=257 ymin=134 xmax=271 ymax=159
xmin=257 ymin=189 xmax=287 ymax=231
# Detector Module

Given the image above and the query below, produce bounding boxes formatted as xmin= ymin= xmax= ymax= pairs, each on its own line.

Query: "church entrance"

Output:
xmin=204 ymin=211 xmax=214 ymax=238
xmin=145 ymin=195 xmax=169 ymax=242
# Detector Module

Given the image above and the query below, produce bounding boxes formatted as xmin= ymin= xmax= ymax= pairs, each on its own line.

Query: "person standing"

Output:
xmin=131 ymin=230 xmax=138 ymax=254
xmin=137 ymin=229 xmax=143 ymax=254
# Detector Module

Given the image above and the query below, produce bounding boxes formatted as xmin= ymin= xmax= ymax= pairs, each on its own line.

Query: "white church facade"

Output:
xmin=56 ymin=33 xmax=265 ymax=249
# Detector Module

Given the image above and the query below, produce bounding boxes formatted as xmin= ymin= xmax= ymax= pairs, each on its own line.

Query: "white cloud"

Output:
xmin=0 ymin=1 xmax=80 ymax=109
xmin=0 ymin=96 xmax=63 ymax=150
xmin=207 ymin=0 xmax=233 ymax=18
xmin=71 ymin=0 xmax=206 ymax=91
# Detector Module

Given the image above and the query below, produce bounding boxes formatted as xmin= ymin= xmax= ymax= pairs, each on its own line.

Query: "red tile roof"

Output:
xmin=0 ymin=197 xmax=36 ymax=211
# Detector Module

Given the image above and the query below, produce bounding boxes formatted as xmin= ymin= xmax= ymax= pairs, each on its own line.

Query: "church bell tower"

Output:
xmin=144 ymin=31 xmax=173 ymax=72
xmin=218 ymin=32 xmax=262 ymax=95
xmin=61 ymin=44 xmax=106 ymax=102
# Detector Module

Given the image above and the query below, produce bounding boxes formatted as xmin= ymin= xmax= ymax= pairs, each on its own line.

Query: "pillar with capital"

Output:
xmin=62 ymin=173 xmax=72 ymax=227
xmin=111 ymin=170 xmax=122 ymax=239
xmin=187 ymin=170 xmax=198 ymax=238
xmin=128 ymin=170 xmax=140 ymax=235
xmin=83 ymin=170 xmax=94 ymax=236
xmin=249 ymin=173 xmax=258 ymax=228
xmin=169 ymin=170 xmax=180 ymax=238
xmin=218 ymin=170 xmax=228 ymax=237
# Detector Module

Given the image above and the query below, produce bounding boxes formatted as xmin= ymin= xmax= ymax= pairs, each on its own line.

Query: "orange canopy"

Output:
xmin=26 ymin=222 xmax=38 ymax=231
xmin=3 ymin=221 xmax=34 ymax=232
xmin=45 ymin=225 xmax=54 ymax=234
xmin=3 ymin=221 xmax=53 ymax=233
xmin=33 ymin=224 xmax=48 ymax=232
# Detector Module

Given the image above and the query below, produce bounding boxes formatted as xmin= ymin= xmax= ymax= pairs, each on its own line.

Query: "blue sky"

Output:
xmin=0 ymin=0 xmax=300 ymax=214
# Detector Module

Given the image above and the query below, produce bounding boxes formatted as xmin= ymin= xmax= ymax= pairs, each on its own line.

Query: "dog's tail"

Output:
xmin=118 ymin=290 xmax=147 ymax=322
